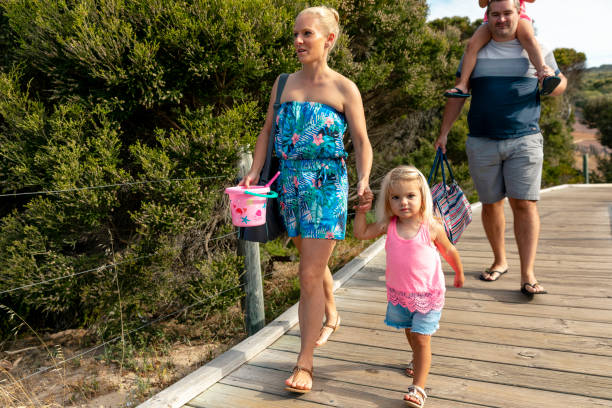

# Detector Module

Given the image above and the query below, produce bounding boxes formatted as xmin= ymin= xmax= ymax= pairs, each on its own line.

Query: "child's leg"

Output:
xmin=409 ymin=332 xmax=431 ymax=389
xmin=404 ymin=328 xmax=415 ymax=376
xmin=447 ymin=24 xmax=491 ymax=95
xmin=404 ymin=332 xmax=431 ymax=404
xmin=516 ymin=19 xmax=552 ymax=79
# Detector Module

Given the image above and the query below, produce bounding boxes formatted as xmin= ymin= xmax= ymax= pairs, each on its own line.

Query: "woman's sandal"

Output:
xmin=315 ymin=315 xmax=341 ymax=347
xmin=405 ymin=360 xmax=414 ymax=377
xmin=285 ymin=365 xmax=313 ymax=393
xmin=404 ymin=384 xmax=427 ymax=407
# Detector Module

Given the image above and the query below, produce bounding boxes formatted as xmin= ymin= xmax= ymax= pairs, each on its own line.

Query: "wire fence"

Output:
xmin=5 ymin=265 xmax=278 ymax=387
xmin=0 ymin=231 xmax=238 ymax=296
xmin=0 ymin=169 xmax=371 ymax=393
xmin=0 ymin=175 xmax=228 ymax=198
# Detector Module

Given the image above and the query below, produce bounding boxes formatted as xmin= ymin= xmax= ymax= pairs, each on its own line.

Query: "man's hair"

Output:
xmin=486 ymin=0 xmax=521 ymax=16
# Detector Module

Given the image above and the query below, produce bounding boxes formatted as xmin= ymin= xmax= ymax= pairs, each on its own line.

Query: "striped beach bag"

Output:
xmin=427 ymin=148 xmax=472 ymax=244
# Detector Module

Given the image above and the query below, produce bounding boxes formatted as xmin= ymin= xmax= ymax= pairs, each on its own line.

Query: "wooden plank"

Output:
xmin=217 ymin=363 xmax=481 ymax=408
xmin=187 ymin=382 xmax=325 ymax=408
xmin=278 ymin=324 xmax=612 ymax=378
xmin=334 ymin=296 xmax=612 ymax=338
xmin=262 ymin=338 xmax=612 ymax=407
xmin=346 ymin=275 xmax=612 ymax=300
xmin=335 ymin=286 xmax=612 ymax=317
xmin=313 ymin=309 xmax=612 ymax=357
xmin=274 ymin=331 xmax=612 ymax=400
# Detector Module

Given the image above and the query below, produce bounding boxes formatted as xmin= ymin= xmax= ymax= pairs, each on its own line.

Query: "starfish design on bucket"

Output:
xmin=241 ymin=216 xmax=250 ymax=224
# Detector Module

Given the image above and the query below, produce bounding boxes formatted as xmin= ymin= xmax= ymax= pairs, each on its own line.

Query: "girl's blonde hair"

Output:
xmin=375 ymin=165 xmax=434 ymax=226
xmin=297 ymin=6 xmax=340 ymax=51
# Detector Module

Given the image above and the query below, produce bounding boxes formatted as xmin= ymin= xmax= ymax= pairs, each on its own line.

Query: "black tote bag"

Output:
xmin=238 ymin=73 xmax=289 ymax=243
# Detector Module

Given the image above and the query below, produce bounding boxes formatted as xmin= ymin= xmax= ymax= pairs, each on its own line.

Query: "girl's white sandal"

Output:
xmin=404 ymin=384 xmax=427 ymax=407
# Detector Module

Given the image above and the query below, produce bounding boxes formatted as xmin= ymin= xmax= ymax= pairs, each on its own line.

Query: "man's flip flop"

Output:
xmin=521 ymin=282 xmax=547 ymax=297
xmin=444 ymin=87 xmax=471 ymax=98
xmin=479 ymin=268 xmax=508 ymax=281
xmin=540 ymin=76 xmax=561 ymax=95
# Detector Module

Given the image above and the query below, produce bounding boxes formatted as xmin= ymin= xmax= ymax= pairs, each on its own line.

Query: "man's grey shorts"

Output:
xmin=465 ymin=133 xmax=543 ymax=204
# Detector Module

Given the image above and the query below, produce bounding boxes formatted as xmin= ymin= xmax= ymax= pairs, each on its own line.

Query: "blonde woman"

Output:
xmin=240 ymin=6 xmax=372 ymax=392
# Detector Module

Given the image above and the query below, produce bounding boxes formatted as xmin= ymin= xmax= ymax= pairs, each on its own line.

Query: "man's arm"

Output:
xmin=435 ymin=80 xmax=468 ymax=153
xmin=549 ymin=73 xmax=567 ymax=97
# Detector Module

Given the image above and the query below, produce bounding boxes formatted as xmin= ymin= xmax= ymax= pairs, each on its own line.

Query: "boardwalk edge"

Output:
xmin=137 ymin=236 xmax=386 ymax=408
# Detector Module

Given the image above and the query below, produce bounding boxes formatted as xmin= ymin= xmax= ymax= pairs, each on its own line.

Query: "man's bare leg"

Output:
xmin=481 ymin=200 xmax=509 ymax=280
xmin=508 ymin=198 xmax=544 ymax=293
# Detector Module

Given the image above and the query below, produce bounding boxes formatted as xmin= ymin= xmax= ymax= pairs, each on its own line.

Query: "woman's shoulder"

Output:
xmin=331 ymin=71 xmax=359 ymax=94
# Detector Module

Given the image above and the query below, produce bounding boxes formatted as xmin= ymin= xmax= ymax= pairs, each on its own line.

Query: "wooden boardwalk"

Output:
xmin=172 ymin=185 xmax=612 ymax=407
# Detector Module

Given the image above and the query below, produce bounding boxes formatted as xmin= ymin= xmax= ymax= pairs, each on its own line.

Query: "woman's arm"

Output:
xmin=431 ymin=221 xmax=465 ymax=287
xmin=239 ymin=75 xmax=281 ymax=187
xmin=342 ymin=79 xmax=373 ymax=198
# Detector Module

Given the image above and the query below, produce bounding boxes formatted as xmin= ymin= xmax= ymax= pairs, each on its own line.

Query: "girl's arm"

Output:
xmin=353 ymin=191 xmax=386 ymax=240
xmin=431 ymin=221 xmax=465 ymax=288
xmin=343 ymin=79 xmax=373 ymax=198
xmin=239 ymin=76 xmax=281 ymax=187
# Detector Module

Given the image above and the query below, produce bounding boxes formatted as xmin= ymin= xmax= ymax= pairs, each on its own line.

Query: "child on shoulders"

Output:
xmin=445 ymin=0 xmax=560 ymax=98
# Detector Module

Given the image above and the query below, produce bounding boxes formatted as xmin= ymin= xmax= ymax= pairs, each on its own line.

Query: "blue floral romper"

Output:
xmin=274 ymin=101 xmax=349 ymax=240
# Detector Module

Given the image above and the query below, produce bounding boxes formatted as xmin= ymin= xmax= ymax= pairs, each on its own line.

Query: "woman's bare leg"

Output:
xmin=285 ymin=237 xmax=336 ymax=391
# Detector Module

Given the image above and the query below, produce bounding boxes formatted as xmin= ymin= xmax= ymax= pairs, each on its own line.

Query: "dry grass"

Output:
xmin=0 ymin=237 xmax=374 ymax=406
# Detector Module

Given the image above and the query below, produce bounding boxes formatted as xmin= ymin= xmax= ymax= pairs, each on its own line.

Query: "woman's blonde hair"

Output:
xmin=297 ymin=6 xmax=340 ymax=51
xmin=375 ymin=165 xmax=434 ymax=226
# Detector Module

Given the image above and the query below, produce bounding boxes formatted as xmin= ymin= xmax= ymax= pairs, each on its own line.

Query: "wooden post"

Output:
xmin=237 ymin=152 xmax=265 ymax=335
xmin=583 ymin=153 xmax=589 ymax=184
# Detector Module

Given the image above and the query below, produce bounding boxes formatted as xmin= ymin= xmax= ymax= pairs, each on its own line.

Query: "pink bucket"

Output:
xmin=225 ymin=185 xmax=278 ymax=227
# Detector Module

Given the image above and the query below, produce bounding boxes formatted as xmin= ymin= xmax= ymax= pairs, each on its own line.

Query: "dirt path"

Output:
xmin=571 ymin=117 xmax=609 ymax=172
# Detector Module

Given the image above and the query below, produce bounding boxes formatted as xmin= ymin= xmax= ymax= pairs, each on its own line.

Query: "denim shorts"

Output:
xmin=465 ymin=133 xmax=543 ymax=204
xmin=384 ymin=302 xmax=442 ymax=335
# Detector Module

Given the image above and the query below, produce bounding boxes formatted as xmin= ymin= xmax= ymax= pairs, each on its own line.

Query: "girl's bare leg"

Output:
xmin=404 ymin=328 xmax=416 ymax=376
xmin=517 ymin=19 xmax=552 ymax=80
xmin=446 ymin=24 xmax=491 ymax=95
xmin=404 ymin=332 xmax=432 ymax=404
xmin=285 ymin=237 xmax=336 ymax=391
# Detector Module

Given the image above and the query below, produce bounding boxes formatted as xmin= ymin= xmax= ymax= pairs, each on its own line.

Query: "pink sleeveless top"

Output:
xmin=483 ymin=0 xmax=530 ymax=22
xmin=385 ymin=217 xmax=445 ymax=313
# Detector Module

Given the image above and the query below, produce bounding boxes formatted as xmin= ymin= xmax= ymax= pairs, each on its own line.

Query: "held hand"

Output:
xmin=238 ymin=170 xmax=260 ymax=188
xmin=354 ymin=190 xmax=374 ymax=213
xmin=536 ymin=64 xmax=555 ymax=82
xmin=356 ymin=179 xmax=371 ymax=200
xmin=454 ymin=273 xmax=465 ymax=288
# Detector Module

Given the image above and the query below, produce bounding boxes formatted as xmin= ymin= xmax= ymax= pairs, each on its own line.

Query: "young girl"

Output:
xmin=445 ymin=0 xmax=560 ymax=98
xmin=354 ymin=166 xmax=464 ymax=408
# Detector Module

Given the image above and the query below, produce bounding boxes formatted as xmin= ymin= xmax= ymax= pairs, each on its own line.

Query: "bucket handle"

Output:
xmin=244 ymin=190 xmax=278 ymax=199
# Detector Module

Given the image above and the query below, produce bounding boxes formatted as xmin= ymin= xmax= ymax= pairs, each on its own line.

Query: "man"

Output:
xmin=435 ymin=0 xmax=567 ymax=296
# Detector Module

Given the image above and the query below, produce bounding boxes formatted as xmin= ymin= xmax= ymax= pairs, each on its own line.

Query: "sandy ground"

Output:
xmin=571 ymin=118 xmax=610 ymax=173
